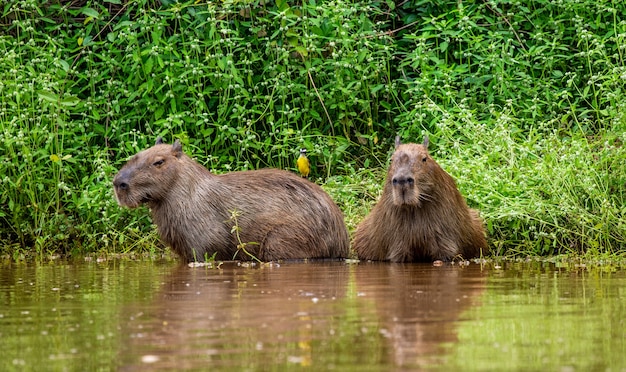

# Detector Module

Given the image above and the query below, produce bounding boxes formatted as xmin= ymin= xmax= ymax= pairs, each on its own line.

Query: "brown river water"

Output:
xmin=1 ymin=258 xmax=625 ymax=371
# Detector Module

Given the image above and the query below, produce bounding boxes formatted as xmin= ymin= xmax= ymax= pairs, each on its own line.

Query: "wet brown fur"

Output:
xmin=353 ymin=136 xmax=487 ymax=262
xmin=113 ymin=139 xmax=350 ymax=262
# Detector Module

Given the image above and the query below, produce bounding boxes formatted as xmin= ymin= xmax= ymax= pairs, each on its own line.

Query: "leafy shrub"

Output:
xmin=0 ymin=0 xmax=624 ymax=257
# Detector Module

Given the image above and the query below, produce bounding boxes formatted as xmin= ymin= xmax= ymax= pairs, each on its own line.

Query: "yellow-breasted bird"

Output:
xmin=297 ymin=148 xmax=310 ymax=178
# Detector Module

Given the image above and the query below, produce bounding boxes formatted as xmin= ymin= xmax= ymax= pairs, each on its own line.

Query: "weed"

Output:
xmin=228 ymin=209 xmax=262 ymax=263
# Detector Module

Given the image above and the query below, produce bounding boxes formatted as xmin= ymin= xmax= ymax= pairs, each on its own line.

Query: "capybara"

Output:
xmin=353 ymin=136 xmax=487 ymax=262
xmin=113 ymin=138 xmax=350 ymax=262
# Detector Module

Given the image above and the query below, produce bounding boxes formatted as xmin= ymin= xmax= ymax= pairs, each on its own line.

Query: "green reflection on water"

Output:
xmin=445 ymin=263 xmax=626 ymax=371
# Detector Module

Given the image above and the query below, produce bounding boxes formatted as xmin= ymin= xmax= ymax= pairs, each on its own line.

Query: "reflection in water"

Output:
xmin=354 ymin=263 xmax=487 ymax=367
xmin=120 ymin=262 xmax=353 ymax=370
xmin=119 ymin=261 xmax=486 ymax=370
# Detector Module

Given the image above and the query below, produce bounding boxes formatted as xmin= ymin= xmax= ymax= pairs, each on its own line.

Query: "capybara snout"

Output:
xmin=112 ymin=177 xmax=128 ymax=191
xmin=391 ymin=156 xmax=415 ymax=187
xmin=391 ymin=175 xmax=414 ymax=186
xmin=113 ymin=167 xmax=136 ymax=192
xmin=112 ymin=169 xmax=135 ymax=207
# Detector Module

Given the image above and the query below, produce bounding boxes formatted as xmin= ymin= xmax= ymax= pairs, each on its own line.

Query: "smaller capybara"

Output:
xmin=113 ymin=138 xmax=350 ymax=262
xmin=353 ymin=136 xmax=487 ymax=262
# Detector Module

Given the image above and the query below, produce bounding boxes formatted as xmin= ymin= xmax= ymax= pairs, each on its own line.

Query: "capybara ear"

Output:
xmin=395 ymin=135 xmax=402 ymax=148
xmin=156 ymin=137 xmax=164 ymax=145
xmin=422 ymin=136 xmax=429 ymax=149
xmin=172 ymin=139 xmax=183 ymax=157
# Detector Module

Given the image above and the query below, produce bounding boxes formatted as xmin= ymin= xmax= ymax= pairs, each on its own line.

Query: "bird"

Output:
xmin=296 ymin=148 xmax=310 ymax=178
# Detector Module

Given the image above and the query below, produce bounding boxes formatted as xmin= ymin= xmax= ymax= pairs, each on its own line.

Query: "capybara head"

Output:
xmin=113 ymin=137 xmax=183 ymax=208
xmin=388 ymin=136 xmax=436 ymax=207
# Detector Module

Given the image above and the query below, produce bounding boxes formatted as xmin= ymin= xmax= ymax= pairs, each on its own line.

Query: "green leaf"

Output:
xmin=140 ymin=79 xmax=154 ymax=93
xmin=309 ymin=109 xmax=321 ymax=121
xmin=276 ymin=0 xmax=289 ymax=11
xmin=60 ymin=96 xmax=80 ymax=107
xmin=155 ymin=106 xmax=165 ymax=120
xmin=463 ymin=75 xmax=493 ymax=85
xmin=295 ymin=46 xmax=308 ymax=57
xmin=81 ymin=7 xmax=99 ymax=18
xmin=58 ymin=59 xmax=69 ymax=72
xmin=82 ymin=36 xmax=93 ymax=46
xmin=144 ymin=56 xmax=154 ymax=75
xmin=37 ymin=90 xmax=58 ymax=103
xmin=371 ymin=84 xmax=385 ymax=94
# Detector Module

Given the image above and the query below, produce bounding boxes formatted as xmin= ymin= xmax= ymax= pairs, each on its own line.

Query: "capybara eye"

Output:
xmin=422 ymin=157 xmax=427 ymax=162
xmin=153 ymin=159 xmax=164 ymax=167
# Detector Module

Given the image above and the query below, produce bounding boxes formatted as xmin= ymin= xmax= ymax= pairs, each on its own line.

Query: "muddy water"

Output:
xmin=0 ymin=259 xmax=624 ymax=371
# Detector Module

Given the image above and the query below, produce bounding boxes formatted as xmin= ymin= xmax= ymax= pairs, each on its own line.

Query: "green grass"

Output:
xmin=0 ymin=0 xmax=625 ymax=259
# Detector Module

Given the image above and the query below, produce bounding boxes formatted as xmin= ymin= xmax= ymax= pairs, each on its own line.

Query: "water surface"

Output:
xmin=1 ymin=258 xmax=624 ymax=371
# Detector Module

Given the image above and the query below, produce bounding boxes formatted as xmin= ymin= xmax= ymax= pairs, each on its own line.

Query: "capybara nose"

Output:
xmin=115 ymin=181 xmax=129 ymax=191
xmin=392 ymin=176 xmax=414 ymax=186
xmin=113 ymin=176 xmax=129 ymax=191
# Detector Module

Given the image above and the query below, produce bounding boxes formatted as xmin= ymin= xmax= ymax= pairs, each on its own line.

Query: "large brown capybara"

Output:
xmin=353 ymin=136 xmax=487 ymax=262
xmin=113 ymin=138 xmax=350 ymax=262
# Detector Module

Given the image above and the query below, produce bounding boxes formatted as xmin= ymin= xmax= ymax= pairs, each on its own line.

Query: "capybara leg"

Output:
xmin=387 ymin=247 xmax=413 ymax=263
xmin=257 ymin=225 xmax=311 ymax=261
xmin=430 ymin=237 xmax=459 ymax=262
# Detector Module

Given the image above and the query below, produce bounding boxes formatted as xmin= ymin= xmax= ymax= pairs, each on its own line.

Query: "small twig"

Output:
xmin=70 ymin=3 xmax=129 ymax=70
xmin=482 ymin=0 xmax=526 ymax=51
xmin=362 ymin=20 xmax=421 ymax=39
xmin=383 ymin=20 xmax=421 ymax=37
xmin=307 ymin=69 xmax=334 ymax=136
xmin=395 ymin=0 xmax=410 ymax=8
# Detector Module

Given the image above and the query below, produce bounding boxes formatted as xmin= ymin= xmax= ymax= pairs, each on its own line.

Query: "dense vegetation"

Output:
xmin=1 ymin=0 xmax=624 ymax=259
